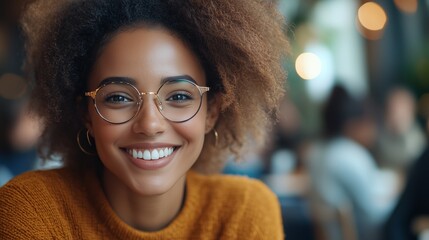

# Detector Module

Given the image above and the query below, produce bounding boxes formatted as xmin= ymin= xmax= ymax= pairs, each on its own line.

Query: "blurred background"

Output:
xmin=1 ymin=0 xmax=429 ymax=240
xmin=223 ymin=1 xmax=429 ymax=240
xmin=0 ymin=0 xmax=63 ymax=186
xmin=0 ymin=0 xmax=43 ymax=186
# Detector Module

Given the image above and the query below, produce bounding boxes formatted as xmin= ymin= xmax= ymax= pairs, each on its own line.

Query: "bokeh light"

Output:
xmin=295 ymin=52 xmax=322 ymax=80
xmin=358 ymin=2 xmax=387 ymax=31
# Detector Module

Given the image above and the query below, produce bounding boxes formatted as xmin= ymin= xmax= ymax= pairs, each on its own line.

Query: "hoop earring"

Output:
xmin=213 ymin=129 xmax=219 ymax=147
xmin=86 ymin=130 xmax=93 ymax=147
xmin=77 ymin=129 xmax=97 ymax=155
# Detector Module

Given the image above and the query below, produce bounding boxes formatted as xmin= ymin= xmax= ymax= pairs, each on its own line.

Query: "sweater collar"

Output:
xmin=85 ymin=166 xmax=202 ymax=238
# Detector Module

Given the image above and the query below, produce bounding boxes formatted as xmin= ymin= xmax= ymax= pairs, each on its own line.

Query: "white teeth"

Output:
xmin=151 ymin=149 xmax=159 ymax=160
xmin=128 ymin=147 xmax=175 ymax=161
xmin=143 ymin=150 xmax=151 ymax=160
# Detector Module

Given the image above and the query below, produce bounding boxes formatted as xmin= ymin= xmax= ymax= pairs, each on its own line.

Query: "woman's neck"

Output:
xmin=102 ymin=169 xmax=186 ymax=232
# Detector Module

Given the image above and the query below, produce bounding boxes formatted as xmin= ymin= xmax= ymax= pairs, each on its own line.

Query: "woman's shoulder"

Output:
xmin=0 ymin=167 xmax=92 ymax=238
xmin=0 ymin=167 xmax=84 ymax=205
xmin=2 ymin=167 xmax=72 ymax=189
xmin=185 ymin=171 xmax=284 ymax=238
xmin=187 ymin=171 xmax=278 ymax=205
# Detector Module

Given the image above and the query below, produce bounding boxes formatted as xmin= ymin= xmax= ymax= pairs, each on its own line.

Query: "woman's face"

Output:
xmin=86 ymin=27 xmax=218 ymax=196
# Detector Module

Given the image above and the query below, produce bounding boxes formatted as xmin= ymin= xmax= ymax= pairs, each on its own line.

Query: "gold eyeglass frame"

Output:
xmin=85 ymin=79 xmax=210 ymax=124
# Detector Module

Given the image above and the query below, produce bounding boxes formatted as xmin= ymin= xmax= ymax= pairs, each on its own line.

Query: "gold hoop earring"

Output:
xmin=86 ymin=130 xmax=93 ymax=147
xmin=77 ymin=129 xmax=97 ymax=155
xmin=213 ymin=129 xmax=219 ymax=147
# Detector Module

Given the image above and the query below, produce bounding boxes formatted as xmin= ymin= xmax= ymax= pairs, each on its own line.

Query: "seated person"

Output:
xmin=308 ymin=85 xmax=400 ymax=240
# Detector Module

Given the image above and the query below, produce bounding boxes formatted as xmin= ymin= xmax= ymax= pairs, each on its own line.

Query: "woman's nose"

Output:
xmin=131 ymin=95 xmax=167 ymax=136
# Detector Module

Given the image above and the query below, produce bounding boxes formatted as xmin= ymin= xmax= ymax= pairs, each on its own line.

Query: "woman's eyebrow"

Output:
xmin=98 ymin=77 xmax=136 ymax=87
xmin=98 ymin=75 xmax=197 ymax=87
xmin=161 ymin=75 xmax=196 ymax=84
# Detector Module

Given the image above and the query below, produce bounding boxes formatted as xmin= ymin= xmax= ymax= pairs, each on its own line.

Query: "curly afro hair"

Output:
xmin=21 ymin=0 xmax=289 ymax=173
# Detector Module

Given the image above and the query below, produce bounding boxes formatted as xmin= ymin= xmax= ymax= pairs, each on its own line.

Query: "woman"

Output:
xmin=0 ymin=0 xmax=289 ymax=238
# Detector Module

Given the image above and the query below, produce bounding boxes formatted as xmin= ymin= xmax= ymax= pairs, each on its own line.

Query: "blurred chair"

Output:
xmin=310 ymin=189 xmax=357 ymax=240
xmin=280 ymin=194 xmax=316 ymax=240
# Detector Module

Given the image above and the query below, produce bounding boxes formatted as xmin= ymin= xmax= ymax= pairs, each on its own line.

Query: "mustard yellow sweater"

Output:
xmin=0 ymin=165 xmax=284 ymax=239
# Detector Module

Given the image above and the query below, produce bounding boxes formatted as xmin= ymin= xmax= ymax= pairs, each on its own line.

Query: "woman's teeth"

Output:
xmin=127 ymin=147 xmax=174 ymax=160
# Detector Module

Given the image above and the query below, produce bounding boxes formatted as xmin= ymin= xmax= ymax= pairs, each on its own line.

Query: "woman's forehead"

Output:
xmin=88 ymin=27 xmax=206 ymax=89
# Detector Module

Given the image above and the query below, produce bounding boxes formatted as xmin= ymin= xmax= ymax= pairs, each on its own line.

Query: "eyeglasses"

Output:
xmin=85 ymin=79 xmax=209 ymax=124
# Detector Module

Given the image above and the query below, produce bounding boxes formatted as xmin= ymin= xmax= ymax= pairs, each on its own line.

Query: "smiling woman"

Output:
xmin=0 ymin=0 xmax=289 ymax=239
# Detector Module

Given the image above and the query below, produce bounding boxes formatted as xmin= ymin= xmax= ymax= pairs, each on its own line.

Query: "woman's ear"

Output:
xmin=205 ymin=96 xmax=220 ymax=134
xmin=85 ymin=119 xmax=94 ymax=137
xmin=78 ymin=97 xmax=94 ymax=136
xmin=83 ymin=109 xmax=95 ymax=137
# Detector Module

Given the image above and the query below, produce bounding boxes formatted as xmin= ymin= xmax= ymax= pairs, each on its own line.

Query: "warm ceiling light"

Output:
xmin=358 ymin=2 xmax=387 ymax=31
xmin=295 ymin=52 xmax=322 ymax=80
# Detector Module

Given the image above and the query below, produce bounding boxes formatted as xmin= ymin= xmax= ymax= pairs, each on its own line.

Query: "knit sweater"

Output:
xmin=0 ymin=165 xmax=284 ymax=239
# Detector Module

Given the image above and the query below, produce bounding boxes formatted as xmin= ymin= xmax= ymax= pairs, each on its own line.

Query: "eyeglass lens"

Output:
xmin=93 ymin=79 xmax=205 ymax=123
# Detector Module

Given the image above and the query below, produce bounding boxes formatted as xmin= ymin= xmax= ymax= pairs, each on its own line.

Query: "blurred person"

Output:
xmin=308 ymin=85 xmax=400 ymax=240
xmin=262 ymin=97 xmax=316 ymax=240
xmin=269 ymin=97 xmax=305 ymax=174
xmin=0 ymin=97 xmax=44 ymax=186
xmin=264 ymin=96 xmax=311 ymax=196
xmin=0 ymin=5 xmax=43 ymax=186
xmin=376 ymin=86 xmax=426 ymax=176
xmin=222 ymin=138 xmax=266 ymax=179
xmin=383 ymin=111 xmax=429 ymax=240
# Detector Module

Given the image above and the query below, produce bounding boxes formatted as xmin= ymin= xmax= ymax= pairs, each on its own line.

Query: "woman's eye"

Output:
xmin=105 ymin=94 xmax=133 ymax=103
xmin=166 ymin=93 xmax=193 ymax=102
